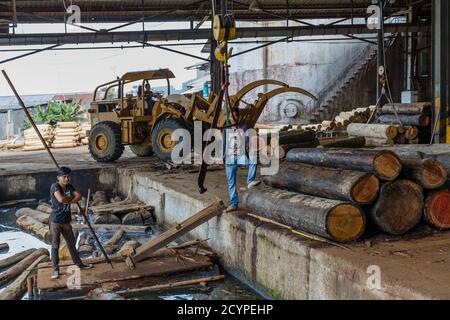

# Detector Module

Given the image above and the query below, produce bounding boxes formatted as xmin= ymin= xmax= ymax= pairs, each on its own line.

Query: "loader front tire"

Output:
xmin=89 ymin=121 xmax=124 ymax=162
xmin=152 ymin=118 xmax=190 ymax=161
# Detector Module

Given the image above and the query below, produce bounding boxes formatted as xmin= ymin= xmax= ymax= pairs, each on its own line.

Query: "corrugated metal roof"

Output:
xmin=0 ymin=94 xmax=55 ymax=111
xmin=0 ymin=0 xmax=425 ymax=23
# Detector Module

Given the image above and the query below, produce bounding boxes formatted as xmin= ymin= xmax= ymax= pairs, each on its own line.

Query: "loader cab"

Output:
xmin=90 ymin=69 xmax=175 ymax=123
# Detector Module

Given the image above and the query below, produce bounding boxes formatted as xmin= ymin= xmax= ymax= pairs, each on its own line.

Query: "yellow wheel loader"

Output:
xmin=87 ymin=69 xmax=317 ymax=162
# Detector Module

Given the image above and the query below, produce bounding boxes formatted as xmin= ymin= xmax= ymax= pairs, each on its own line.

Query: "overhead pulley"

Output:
xmin=213 ymin=14 xmax=236 ymax=42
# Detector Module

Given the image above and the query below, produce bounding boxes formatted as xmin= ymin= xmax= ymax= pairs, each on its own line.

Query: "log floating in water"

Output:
xmin=118 ymin=240 xmax=141 ymax=257
xmin=71 ymin=223 xmax=150 ymax=233
xmin=347 ymin=123 xmax=398 ymax=140
xmin=262 ymin=162 xmax=379 ymax=204
xmin=424 ymin=190 xmax=450 ymax=229
xmin=120 ymin=209 xmax=153 ymax=225
xmin=286 ymin=148 xmax=402 ymax=181
xmin=368 ymin=180 xmax=423 ymax=235
xmin=16 ymin=216 xmax=51 ymax=241
xmin=381 ymin=102 xmax=431 ymax=115
xmin=242 ymin=185 xmax=365 ymax=242
xmin=378 ymin=114 xmax=430 ymax=127
xmin=91 ymin=213 xmax=121 ymax=225
xmin=0 ymin=249 xmax=36 ymax=269
xmin=0 ymin=248 xmax=49 ymax=287
xmin=401 ymin=158 xmax=447 ymax=189
xmin=15 ymin=208 xmax=49 ymax=224
xmin=0 ymin=255 xmax=49 ymax=300
xmin=0 ymin=243 xmax=8 ymax=251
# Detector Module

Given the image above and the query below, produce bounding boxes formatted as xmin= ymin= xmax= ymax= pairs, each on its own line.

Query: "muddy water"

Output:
xmin=0 ymin=203 xmax=262 ymax=300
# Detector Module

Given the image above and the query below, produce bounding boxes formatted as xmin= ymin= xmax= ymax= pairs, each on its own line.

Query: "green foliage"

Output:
xmin=24 ymin=100 xmax=85 ymax=127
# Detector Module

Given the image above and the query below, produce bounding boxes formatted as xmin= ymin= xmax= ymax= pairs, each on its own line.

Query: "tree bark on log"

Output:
xmin=120 ymin=209 xmax=153 ymax=225
xmin=381 ymin=102 xmax=431 ymax=115
xmin=424 ymin=190 xmax=450 ymax=229
xmin=347 ymin=123 xmax=398 ymax=140
xmin=320 ymin=136 xmax=366 ymax=149
xmin=401 ymin=158 xmax=447 ymax=189
xmin=365 ymin=137 xmax=394 ymax=147
xmin=92 ymin=214 xmax=121 ymax=224
xmin=278 ymin=130 xmax=316 ymax=145
xmin=0 ymin=248 xmax=49 ymax=287
xmin=378 ymin=114 xmax=430 ymax=127
xmin=15 ymin=208 xmax=49 ymax=224
xmin=368 ymin=180 xmax=423 ymax=235
xmin=242 ymin=185 xmax=365 ymax=242
xmin=16 ymin=216 xmax=51 ymax=241
xmin=286 ymin=148 xmax=402 ymax=181
xmin=262 ymin=162 xmax=379 ymax=204
xmin=0 ymin=249 xmax=36 ymax=269
xmin=0 ymin=255 xmax=49 ymax=300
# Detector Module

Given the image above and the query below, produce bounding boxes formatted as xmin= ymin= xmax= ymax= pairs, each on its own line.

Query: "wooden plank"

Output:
xmin=129 ymin=200 xmax=224 ymax=265
xmin=36 ymin=254 xmax=213 ymax=291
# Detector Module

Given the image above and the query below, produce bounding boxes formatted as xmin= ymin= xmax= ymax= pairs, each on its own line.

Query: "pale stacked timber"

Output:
xmin=23 ymin=124 xmax=53 ymax=151
xmin=52 ymin=122 xmax=81 ymax=148
xmin=80 ymin=122 xmax=91 ymax=145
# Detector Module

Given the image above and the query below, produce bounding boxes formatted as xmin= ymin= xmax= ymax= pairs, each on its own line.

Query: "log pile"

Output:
xmin=241 ymin=147 xmax=449 ymax=240
xmin=80 ymin=123 xmax=91 ymax=145
xmin=52 ymin=122 xmax=82 ymax=149
xmin=378 ymin=102 xmax=432 ymax=144
xmin=23 ymin=124 xmax=53 ymax=151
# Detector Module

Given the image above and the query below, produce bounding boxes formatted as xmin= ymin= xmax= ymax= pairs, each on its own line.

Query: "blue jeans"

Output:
xmin=225 ymin=157 xmax=257 ymax=208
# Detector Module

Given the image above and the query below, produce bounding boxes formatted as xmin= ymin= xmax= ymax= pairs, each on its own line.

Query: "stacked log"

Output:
xmin=15 ymin=208 xmax=49 ymax=224
xmin=274 ymin=130 xmax=319 ymax=159
xmin=286 ymin=148 xmax=402 ymax=181
xmin=261 ymin=162 xmax=379 ymax=204
xmin=52 ymin=122 xmax=81 ymax=148
xmin=368 ymin=180 xmax=424 ymax=235
xmin=319 ymin=136 xmax=366 ymax=149
xmin=379 ymin=102 xmax=432 ymax=144
xmin=16 ymin=215 xmax=51 ymax=241
xmin=424 ymin=190 xmax=450 ymax=230
xmin=347 ymin=123 xmax=399 ymax=147
xmin=242 ymin=185 xmax=365 ymax=242
xmin=23 ymin=124 xmax=53 ymax=151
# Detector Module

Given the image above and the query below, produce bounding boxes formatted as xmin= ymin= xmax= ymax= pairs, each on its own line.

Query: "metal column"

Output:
xmin=432 ymin=0 xmax=450 ymax=143
xmin=376 ymin=0 xmax=385 ymax=105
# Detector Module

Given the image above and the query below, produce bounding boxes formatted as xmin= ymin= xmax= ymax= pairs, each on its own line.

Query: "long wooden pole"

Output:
xmin=2 ymin=70 xmax=113 ymax=269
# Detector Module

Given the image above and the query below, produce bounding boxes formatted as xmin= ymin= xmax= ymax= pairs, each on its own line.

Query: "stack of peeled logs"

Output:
xmin=52 ymin=122 xmax=82 ymax=149
xmin=242 ymin=148 xmax=449 ymax=243
xmin=23 ymin=124 xmax=53 ymax=151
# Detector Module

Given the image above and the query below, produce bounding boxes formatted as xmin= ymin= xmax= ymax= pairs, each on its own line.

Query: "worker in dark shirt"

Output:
xmin=50 ymin=166 xmax=93 ymax=279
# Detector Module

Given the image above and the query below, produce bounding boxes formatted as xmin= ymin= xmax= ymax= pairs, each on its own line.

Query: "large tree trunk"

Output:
xmin=15 ymin=208 xmax=49 ymax=224
xmin=368 ymin=180 xmax=423 ymax=235
xmin=320 ymin=136 xmax=366 ymax=149
xmin=378 ymin=114 xmax=430 ymax=127
xmin=423 ymin=190 xmax=450 ymax=229
xmin=401 ymin=158 xmax=447 ymax=189
xmin=92 ymin=214 xmax=121 ymax=224
xmin=381 ymin=102 xmax=431 ymax=115
xmin=262 ymin=162 xmax=379 ymax=204
xmin=120 ymin=210 xmax=153 ymax=225
xmin=278 ymin=130 xmax=316 ymax=145
xmin=0 ymin=248 xmax=49 ymax=287
xmin=0 ymin=255 xmax=49 ymax=300
xmin=286 ymin=148 xmax=402 ymax=181
xmin=0 ymin=249 xmax=36 ymax=269
xmin=347 ymin=123 xmax=398 ymax=140
xmin=242 ymin=185 xmax=365 ymax=242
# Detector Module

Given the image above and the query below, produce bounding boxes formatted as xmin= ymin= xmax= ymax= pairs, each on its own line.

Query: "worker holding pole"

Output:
xmin=50 ymin=166 xmax=93 ymax=279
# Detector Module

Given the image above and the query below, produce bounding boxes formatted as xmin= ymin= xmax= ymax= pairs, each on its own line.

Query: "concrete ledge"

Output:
xmin=118 ymin=168 xmax=450 ymax=300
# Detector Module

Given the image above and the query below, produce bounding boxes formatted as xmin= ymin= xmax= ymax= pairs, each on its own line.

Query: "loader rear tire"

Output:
xmin=129 ymin=144 xmax=153 ymax=157
xmin=89 ymin=121 xmax=124 ymax=162
xmin=152 ymin=118 xmax=190 ymax=161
